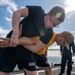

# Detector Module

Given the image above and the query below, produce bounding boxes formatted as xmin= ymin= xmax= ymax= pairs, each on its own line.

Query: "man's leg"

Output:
xmin=18 ymin=61 xmax=39 ymax=75
xmin=43 ymin=67 xmax=52 ymax=75
xmin=67 ymin=54 xmax=72 ymax=75
xmin=0 ymin=72 xmax=9 ymax=75
xmin=0 ymin=47 xmax=17 ymax=75
xmin=18 ymin=54 xmax=52 ymax=75
xmin=59 ymin=55 xmax=66 ymax=75
xmin=35 ymin=54 xmax=52 ymax=75
xmin=25 ymin=69 xmax=39 ymax=75
xmin=0 ymin=69 xmax=39 ymax=75
xmin=16 ymin=46 xmax=39 ymax=75
xmin=17 ymin=61 xmax=39 ymax=75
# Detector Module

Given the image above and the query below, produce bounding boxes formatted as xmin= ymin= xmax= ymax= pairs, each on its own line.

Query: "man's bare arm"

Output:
xmin=18 ymin=37 xmax=36 ymax=45
xmin=12 ymin=7 xmax=29 ymax=32
xmin=9 ymin=7 xmax=29 ymax=47
xmin=0 ymin=37 xmax=36 ymax=48
xmin=0 ymin=36 xmax=46 ymax=53
xmin=23 ymin=40 xmax=46 ymax=53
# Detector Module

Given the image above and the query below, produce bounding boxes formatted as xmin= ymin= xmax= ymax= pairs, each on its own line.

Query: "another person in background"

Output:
xmin=59 ymin=41 xmax=75 ymax=75
xmin=0 ymin=31 xmax=74 ymax=75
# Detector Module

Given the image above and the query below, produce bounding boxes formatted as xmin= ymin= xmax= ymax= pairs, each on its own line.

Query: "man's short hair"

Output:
xmin=50 ymin=5 xmax=65 ymax=22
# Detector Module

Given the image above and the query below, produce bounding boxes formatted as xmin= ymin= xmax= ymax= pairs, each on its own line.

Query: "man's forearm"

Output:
xmin=0 ymin=36 xmax=35 ymax=48
xmin=12 ymin=8 xmax=29 ymax=34
xmin=12 ymin=11 xmax=21 ymax=34
xmin=23 ymin=41 xmax=46 ymax=53
xmin=18 ymin=37 xmax=35 ymax=45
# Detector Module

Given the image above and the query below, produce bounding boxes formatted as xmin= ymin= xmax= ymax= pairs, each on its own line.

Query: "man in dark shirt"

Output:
xmin=0 ymin=5 xmax=65 ymax=75
xmin=59 ymin=41 xmax=75 ymax=75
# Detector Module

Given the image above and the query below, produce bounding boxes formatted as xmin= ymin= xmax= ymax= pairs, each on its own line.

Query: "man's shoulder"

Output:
xmin=26 ymin=5 xmax=42 ymax=10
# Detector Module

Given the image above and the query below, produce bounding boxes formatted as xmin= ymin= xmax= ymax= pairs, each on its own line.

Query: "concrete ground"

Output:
xmin=10 ymin=64 xmax=75 ymax=75
xmin=39 ymin=64 xmax=75 ymax=75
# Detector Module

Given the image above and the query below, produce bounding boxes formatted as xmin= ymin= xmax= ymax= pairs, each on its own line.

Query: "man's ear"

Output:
xmin=19 ymin=24 xmax=22 ymax=38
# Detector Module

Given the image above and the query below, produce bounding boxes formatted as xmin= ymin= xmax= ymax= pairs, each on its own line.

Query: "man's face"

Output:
xmin=44 ymin=13 xmax=61 ymax=29
xmin=56 ymin=34 xmax=65 ymax=46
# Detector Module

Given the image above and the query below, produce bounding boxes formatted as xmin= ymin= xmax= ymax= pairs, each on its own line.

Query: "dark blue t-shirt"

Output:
xmin=7 ymin=6 xmax=53 ymax=44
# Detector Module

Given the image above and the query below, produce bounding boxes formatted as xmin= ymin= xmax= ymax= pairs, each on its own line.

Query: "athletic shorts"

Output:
xmin=0 ymin=45 xmax=36 ymax=72
xmin=18 ymin=53 xmax=50 ymax=70
xmin=34 ymin=54 xmax=50 ymax=67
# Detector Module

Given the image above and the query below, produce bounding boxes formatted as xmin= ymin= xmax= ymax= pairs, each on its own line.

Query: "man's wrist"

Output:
xmin=13 ymin=30 xmax=19 ymax=34
xmin=13 ymin=29 xmax=18 ymax=32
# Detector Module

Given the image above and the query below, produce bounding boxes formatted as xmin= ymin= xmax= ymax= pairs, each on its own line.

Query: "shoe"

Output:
xmin=59 ymin=73 xmax=63 ymax=75
xmin=67 ymin=73 xmax=71 ymax=75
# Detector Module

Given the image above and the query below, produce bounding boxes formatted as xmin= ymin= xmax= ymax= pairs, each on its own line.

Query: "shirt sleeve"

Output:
xmin=40 ymin=28 xmax=53 ymax=44
xmin=26 ymin=6 xmax=43 ymax=16
xmin=20 ymin=6 xmax=45 ymax=28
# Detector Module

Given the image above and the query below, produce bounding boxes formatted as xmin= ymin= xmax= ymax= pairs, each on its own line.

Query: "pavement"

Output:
xmin=38 ymin=64 xmax=75 ymax=75
xmin=10 ymin=64 xmax=75 ymax=75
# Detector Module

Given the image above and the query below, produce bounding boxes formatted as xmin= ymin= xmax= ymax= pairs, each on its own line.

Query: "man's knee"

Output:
xmin=0 ymin=71 xmax=9 ymax=75
xmin=43 ymin=66 xmax=52 ymax=71
xmin=25 ymin=69 xmax=39 ymax=75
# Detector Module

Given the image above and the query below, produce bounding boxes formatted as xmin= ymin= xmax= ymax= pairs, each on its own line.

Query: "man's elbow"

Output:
xmin=32 ymin=49 xmax=39 ymax=53
xmin=13 ymin=10 xmax=21 ymax=17
xmin=13 ymin=11 xmax=18 ymax=15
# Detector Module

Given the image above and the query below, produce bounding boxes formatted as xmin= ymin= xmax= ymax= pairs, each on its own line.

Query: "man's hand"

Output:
xmin=9 ymin=24 xmax=22 ymax=47
xmin=0 ymin=38 xmax=10 ymax=48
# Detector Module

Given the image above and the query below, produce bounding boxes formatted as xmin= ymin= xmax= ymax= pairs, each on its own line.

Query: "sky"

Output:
xmin=0 ymin=0 xmax=75 ymax=49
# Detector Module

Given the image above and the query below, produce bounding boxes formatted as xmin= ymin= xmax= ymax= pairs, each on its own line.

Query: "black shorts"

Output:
xmin=18 ymin=54 xmax=50 ymax=70
xmin=34 ymin=54 xmax=50 ymax=67
xmin=0 ymin=45 xmax=36 ymax=72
